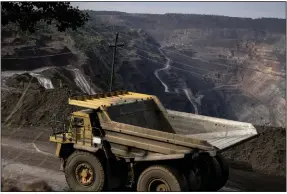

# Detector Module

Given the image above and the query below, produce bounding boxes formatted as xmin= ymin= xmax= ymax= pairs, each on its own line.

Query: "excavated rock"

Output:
xmin=222 ymin=125 xmax=286 ymax=177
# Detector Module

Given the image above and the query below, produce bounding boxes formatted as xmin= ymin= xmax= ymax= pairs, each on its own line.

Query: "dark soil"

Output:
xmin=1 ymin=87 xmax=83 ymax=127
xmin=222 ymin=125 xmax=286 ymax=177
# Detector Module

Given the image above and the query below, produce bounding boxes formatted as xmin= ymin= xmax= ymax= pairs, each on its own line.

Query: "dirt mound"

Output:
xmin=222 ymin=125 xmax=286 ymax=177
xmin=1 ymin=178 xmax=53 ymax=192
xmin=1 ymin=87 xmax=83 ymax=127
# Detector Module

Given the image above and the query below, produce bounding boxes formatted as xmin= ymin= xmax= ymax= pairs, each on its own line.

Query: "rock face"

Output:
xmin=95 ymin=12 xmax=286 ymax=127
xmin=1 ymin=12 xmax=285 ymax=126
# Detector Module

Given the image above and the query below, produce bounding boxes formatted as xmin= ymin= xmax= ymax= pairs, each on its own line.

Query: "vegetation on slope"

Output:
xmin=1 ymin=2 xmax=89 ymax=32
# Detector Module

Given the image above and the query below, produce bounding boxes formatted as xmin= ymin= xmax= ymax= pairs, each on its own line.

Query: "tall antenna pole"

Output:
xmin=109 ymin=32 xmax=124 ymax=92
xmin=90 ymin=77 xmax=92 ymax=95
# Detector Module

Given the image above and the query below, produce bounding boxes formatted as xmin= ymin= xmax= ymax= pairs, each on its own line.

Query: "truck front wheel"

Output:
xmin=64 ymin=151 xmax=105 ymax=191
xmin=136 ymin=165 xmax=188 ymax=192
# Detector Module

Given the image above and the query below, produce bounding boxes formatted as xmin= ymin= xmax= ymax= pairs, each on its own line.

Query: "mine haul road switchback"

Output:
xmin=2 ymin=91 xmax=285 ymax=192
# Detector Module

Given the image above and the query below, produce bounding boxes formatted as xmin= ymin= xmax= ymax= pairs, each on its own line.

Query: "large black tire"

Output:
xmin=137 ymin=165 xmax=188 ymax=192
xmin=186 ymin=169 xmax=199 ymax=191
xmin=195 ymin=154 xmax=222 ymax=191
xmin=64 ymin=151 xmax=105 ymax=191
xmin=214 ymin=153 xmax=229 ymax=190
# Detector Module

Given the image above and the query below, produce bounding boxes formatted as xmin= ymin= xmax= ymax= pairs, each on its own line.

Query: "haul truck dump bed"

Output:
xmin=49 ymin=90 xmax=258 ymax=192
xmin=167 ymin=110 xmax=258 ymax=151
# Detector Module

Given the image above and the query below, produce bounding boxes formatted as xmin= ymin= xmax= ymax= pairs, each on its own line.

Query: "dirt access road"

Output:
xmin=1 ymin=126 xmax=286 ymax=191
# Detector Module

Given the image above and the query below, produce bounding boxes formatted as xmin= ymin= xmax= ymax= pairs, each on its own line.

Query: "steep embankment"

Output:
xmin=1 ymin=87 xmax=82 ymax=127
xmin=96 ymin=12 xmax=286 ymax=127
xmin=155 ymin=25 xmax=286 ymax=127
xmin=1 ymin=18 xmax=169 ymax=94
xmin=3 ymin=13 xmax=285 ymax=126
xmin=1 ymin=23 xmax=102 ymax=95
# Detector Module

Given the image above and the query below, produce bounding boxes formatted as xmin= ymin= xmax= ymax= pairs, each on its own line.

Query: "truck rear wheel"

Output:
xmin=214 ymin=154 xmax=229 ymax=190
xmin=64 ymin=151 xmax=105 ymax=191
xmin=195 ymin=154 xmax=222 ymax=191
xmin=136 ymin=165 xmax=187 ymax=192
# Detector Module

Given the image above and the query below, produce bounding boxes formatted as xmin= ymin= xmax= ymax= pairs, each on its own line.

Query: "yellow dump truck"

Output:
xmin=49 ymin=90 xmax=258 ymax=192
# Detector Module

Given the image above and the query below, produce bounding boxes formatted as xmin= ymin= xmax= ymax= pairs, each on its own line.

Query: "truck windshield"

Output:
xmin=72 ymin=117 xmax=84 ymax=127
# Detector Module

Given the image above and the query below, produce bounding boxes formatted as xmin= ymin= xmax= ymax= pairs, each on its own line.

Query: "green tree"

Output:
xmin=1 ymin=2 xmax=89 ymax=32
